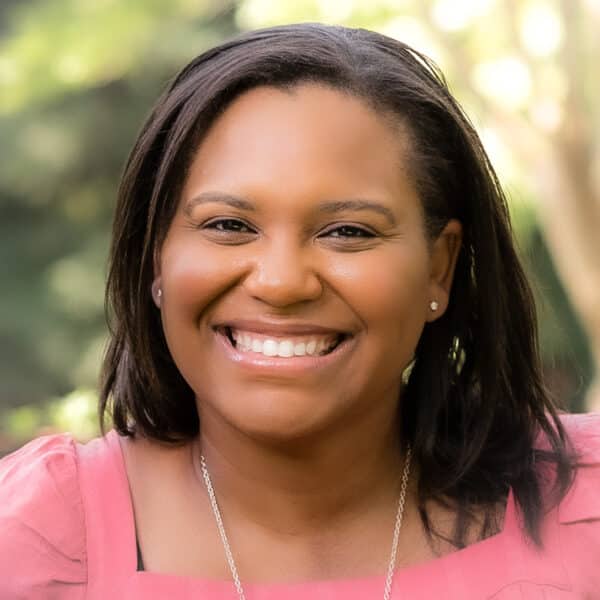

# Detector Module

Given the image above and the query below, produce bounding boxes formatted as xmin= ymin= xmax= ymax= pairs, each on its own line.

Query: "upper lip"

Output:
xmin=214 ymin=319 xmax=350 ymax=337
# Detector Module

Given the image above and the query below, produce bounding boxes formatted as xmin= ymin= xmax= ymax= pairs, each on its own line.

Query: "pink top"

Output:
xmin=1 ymin=413 xmax=599 ymax=599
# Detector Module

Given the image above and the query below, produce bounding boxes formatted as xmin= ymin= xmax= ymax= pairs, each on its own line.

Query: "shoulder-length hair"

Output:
xmin=100 ymin=23 xmax=574 ymax=547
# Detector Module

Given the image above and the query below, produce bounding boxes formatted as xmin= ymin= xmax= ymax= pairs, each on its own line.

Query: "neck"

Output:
xmin=195 ymin=402 xmax=409 ymax=538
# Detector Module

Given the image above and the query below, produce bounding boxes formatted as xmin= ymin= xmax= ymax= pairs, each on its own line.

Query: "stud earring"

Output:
xmin=429 ymin=300 xmax=439 ymax=312
xmin=157 ymin=288 xmax=162 ymax=298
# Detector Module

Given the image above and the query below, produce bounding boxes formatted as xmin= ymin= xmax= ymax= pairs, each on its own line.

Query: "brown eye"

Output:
xmin=204 ymin=219 xmax=255 ymax=233
xmin=323 ymin=225 xmax=375 ymax=238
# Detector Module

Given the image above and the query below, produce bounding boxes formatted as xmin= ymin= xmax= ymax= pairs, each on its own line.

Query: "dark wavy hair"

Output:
xmin=100 ymin=23 xmax=574 ymax=548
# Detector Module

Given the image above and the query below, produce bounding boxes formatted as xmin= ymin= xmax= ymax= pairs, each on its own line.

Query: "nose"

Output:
xmin=242 ymin=238 xmax=323 ymax=307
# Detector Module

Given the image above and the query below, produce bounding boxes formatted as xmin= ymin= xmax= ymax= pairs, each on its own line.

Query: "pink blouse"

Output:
xmin=1 ymin=413 xmax=599 ymax=599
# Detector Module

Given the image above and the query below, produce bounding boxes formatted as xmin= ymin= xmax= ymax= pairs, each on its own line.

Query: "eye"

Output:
xmin=204 ymin=218 xmax=255 ymax=234
xmin=321 ymin=224 xmax=376 ymax=239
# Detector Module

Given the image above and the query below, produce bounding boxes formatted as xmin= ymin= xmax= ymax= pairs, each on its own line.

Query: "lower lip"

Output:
xmin=214 ymin=330 xmax=355 ymax=375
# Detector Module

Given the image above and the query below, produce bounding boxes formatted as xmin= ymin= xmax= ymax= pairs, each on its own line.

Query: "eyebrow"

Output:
xmin=184 ymin=192 xmax=396 ymax=225
xmin=184 ymin=192 xmax=256 ymax=215
xmin=318 ymin=200 xmax=396 ymax=225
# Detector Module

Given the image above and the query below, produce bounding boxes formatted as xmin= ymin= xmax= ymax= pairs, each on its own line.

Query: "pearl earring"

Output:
xmin=157 ymin=288 xmax=162 ymax=299
xmin=429 ymin=300 xmax=439 ymax=312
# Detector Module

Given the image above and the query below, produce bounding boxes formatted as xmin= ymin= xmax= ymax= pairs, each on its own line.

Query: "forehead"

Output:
xmin=181 ymin=84 xmax=418 ymax=213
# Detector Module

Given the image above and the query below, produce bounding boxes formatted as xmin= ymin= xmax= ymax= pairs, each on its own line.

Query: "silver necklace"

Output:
xmin=198 ymin=446 xmax=412 ymax=600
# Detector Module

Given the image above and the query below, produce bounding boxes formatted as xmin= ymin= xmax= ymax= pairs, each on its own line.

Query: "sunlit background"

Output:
xmin=1 ymin=0 xmax=598 ymax=454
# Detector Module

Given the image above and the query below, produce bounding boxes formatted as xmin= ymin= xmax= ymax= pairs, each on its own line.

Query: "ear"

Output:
xmin=426 ymin=219 xmax=462 ymax=322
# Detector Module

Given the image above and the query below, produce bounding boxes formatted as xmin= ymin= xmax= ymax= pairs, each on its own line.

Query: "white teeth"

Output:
xmin=294 ymin=342 xmax=306 ymax=356
xmin=228 ymin=329 xmax=339 ymax=358
xmin=278 ymin=340 xmax=294 ymax=357
xmin=262 ymin=339 xmax=278 ymax=356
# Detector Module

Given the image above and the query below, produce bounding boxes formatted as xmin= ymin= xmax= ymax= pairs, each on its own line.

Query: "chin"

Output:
xmin=202 ymin=388 xmax=347 ymax=446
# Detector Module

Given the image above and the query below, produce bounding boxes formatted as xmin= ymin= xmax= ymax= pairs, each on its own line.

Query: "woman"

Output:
xmin=1 ymin=23 xmax=599 ymax=599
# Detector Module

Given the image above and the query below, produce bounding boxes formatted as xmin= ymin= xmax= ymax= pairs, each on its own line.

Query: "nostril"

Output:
xmin=242 ymin=260 xmax=324 ymax=307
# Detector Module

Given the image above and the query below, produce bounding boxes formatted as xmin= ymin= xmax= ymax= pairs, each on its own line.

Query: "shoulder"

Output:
xmin=559 ymin=411 xmax=600 ymax=459
xmin=552 ymin=413 xmax=600 ymax=594
xmin=0 ymin=433 xmax=87 ymax=598
xmin=554 ymin=412 xmax=600 ymax=522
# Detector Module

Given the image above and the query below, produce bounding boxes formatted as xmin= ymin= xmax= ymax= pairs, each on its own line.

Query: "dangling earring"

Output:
xmin=401 ymin=358 xmax=416 ymax=385
xmin=429 ymin=300 xmax=439 ymax=312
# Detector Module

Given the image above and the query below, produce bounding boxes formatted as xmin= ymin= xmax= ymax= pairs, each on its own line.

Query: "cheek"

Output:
xmin=329 ymin=247 xmax=429 ymax=338
xmin=328 ymin=248 xmax=428 ymax=358
xmin=159 ymin=239 xmax=243 ymax=326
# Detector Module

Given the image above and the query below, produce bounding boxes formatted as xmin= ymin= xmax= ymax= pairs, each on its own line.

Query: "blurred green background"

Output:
xmin=1 ymin=0 xmax=598 ymax=454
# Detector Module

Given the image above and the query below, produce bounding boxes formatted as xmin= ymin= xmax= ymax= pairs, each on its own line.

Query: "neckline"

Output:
xmin=109 ymin=429 xmax=517 ymax=590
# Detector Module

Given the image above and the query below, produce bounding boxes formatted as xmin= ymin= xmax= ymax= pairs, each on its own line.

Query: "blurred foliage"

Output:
xmin=0 ymin=0 xmax=595 ymax=452
xmin=5 ymin=388 xmax=97 ymax=442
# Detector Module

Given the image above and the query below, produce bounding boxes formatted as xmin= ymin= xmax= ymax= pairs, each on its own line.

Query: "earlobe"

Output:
xmin=427 ymin=219 xmax=462 ymax=321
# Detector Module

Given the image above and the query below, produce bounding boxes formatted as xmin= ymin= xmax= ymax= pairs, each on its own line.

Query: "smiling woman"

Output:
xmin=1 ymin=23 xmax=599 ymax=600
xmin=156 ymin=84 xmax=454 ymax=444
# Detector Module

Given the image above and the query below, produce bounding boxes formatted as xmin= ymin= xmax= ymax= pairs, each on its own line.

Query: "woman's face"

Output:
xmin=156 ymin=84 xmax=460 ymax=442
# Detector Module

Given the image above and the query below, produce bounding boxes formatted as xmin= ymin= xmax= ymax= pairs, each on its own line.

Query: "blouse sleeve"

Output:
xmin=557 ymin=412 xmax=600 ymax=596
xmin=0 ymin=434 xmax=86 ymax=600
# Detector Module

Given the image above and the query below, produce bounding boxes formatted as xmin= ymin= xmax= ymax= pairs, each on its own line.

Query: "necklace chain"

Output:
xmin=199 ymin=447 xmax=412 ymax=600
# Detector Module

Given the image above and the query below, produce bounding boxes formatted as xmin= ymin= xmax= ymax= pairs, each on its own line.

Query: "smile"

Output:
xmin=223 ymin=327 xmax=345 ymax=358
xmin=213 ymin=322 xmax=354 ymax=373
